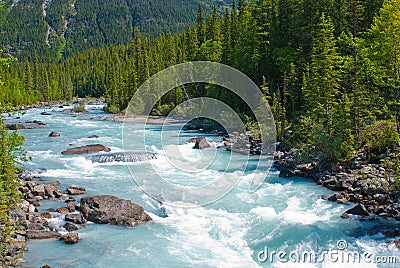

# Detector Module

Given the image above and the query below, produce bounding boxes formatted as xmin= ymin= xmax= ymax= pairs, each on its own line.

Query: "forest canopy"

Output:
xmin=1 ymin=0 xmax=399 ymax=161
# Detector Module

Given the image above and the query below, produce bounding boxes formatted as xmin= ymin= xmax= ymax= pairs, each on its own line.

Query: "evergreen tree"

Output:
xmin=364 ymin=0 xmax=400 ymax=133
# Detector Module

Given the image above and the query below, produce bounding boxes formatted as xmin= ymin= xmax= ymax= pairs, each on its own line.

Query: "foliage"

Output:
xmin=72 ymin=100 xmax=87 ymax=113
xmin=382 ymin=148 xmax=400 ymax=192
xmin=153 ymin=103 xmax=175 ymax=116
xmin=0 ymin=120 xmax=25 ymax=260
xmin=359 ymin=120 xmax=399 ymax=154
xmin=1 ymin=0 xmax=400 ymax=162
xmin=105 ymin=105 xmax=120 ymax=115
xmin=1 ymin=0 xmax=231 ymax=60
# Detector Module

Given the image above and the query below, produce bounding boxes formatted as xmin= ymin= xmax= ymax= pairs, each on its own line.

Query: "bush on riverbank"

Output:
xmin=359 ymin=121 xmax=399 ymax=159
xmin=0 ymin=120 xmax=26 ymax=266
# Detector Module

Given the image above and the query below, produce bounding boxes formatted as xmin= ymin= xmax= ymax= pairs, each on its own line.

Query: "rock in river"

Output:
xmin=66 ymin=185 xmax=86 ymax=195
xmin=6 ymin=123 xmax=44 ymax=130
xmin=61 ymin=144 xmax=111 ymax=155
xmin=60 ymin=232 xmax=80 ymax=244
xmin=80 ymin=195 xmax=152 ymax=227
xmin=49 ymin=131 xmax=61 ymax=137
xmin=193 ymin=137 xmax=211 ymax=149
xmin=345 ymin=204 xmax=370 ymax=216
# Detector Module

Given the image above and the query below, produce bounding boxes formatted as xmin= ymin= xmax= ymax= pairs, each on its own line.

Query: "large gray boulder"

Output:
xmin=61 ymin=144 xmax=111 ymax=155
xmin=80 ymin=195 xmax=152 ymax=227
xmin=193 ymin=137 xmax=211 ymax=149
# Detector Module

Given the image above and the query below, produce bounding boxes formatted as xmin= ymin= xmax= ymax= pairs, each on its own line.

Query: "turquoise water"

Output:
xmin=9 ymin=105 xmax=399 ymax=267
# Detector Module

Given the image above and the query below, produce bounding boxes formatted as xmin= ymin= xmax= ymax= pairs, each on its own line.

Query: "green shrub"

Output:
xmin=382 ymin=149 xmax=400 ymax=192
xmin=105 ymin=105 xmax=120 ymax=114
xmin=72 ymin=101 xmax=87 ymax=113
xmin=153 ymin=103 xmax=174 ymax=116
xmin=0 ymin=119 xmax=26 ymax=262
xmin=359 ymin=120 xmax=399 ymax=154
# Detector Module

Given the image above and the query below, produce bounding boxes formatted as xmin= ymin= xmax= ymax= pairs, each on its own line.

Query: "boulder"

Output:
xmin=41 ymin=112 xmax=51 ymax=115
xmin=40 ymin=212 xmax=52 ymax=219
xmin=60 ymin=232 xmax=79 ymax=244
xmin=49 ymin=131 xmax=61 ymax=137
xmin=193 ymin=137 xmax=211 ymax=149
xmin=65 ymin=214 xmax=86 ymax=225
xmin=80 ymin=195 xmax=152 ymax=226
xmin=6 ymin=123 xmax=44 ymax=130
xmin=64 ymin=222 xmax=81 ymax=232
xmin=32 ymin=184 xmax=45 ymax=197
xmin=25 ymin=230 xmax=60 ymax=240
xmin=26 ymin=223 xmax=46 ymax=231
xmin=67 ymin=202 xmax=76 ymax=212
xmin=61 ymin=144 xmax=111 ymax=155
xmin=57 ymin=207 xmax=69 ymax=214
xmin=66 ymin=185 xmax=86 ymax=195
xmin=65 ymin=196 xmax=76 ymax=203
xmin=88 ymin=135 xmax=99 ymax=139
xmin=44 ymin=184 xmax=61 ymax=198
xmin=345 ymin=204 xmax=370 ymax=216
xmin=47 ymin=181 xmax=61 ymax=186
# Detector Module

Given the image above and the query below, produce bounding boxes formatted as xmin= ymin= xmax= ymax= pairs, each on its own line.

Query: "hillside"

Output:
xmin=1 ymin=0 xmax=231 ymax=60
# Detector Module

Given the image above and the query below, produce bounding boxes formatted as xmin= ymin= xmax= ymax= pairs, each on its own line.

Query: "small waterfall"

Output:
xmin=91 ymin=152 xmax=157 ymax=163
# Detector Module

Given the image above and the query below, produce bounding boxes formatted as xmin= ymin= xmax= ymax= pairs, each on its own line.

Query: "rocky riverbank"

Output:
xmin=1 ymin=172 xmax=152 ymax=267
xmin=274 ymin=143 xmax=400 ymax=222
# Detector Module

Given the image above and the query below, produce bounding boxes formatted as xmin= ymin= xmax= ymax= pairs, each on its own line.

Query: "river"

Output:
xmin=10 ymin=104 xmax=399 ymax=267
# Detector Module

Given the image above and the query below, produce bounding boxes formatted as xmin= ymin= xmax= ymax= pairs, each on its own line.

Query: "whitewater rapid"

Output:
xmin=8 ymin=105 xmax=398 ymax=268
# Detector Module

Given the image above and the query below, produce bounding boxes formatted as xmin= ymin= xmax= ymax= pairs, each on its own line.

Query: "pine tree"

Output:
xmin=197 ymin=4 xmax=206 ymax=45
xmin=364 ymin=0 xmax=400 ymax=133
xmin=303 ymin=13 xmax=341 ymax=121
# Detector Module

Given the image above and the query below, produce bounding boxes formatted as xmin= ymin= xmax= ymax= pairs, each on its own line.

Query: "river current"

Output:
xmin=10 ymin=104 xmax=399 ymax=267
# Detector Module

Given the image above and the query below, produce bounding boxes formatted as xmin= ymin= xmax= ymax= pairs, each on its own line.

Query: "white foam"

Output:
xmin=159 ymin=206 xmax=260 ymax=268
xmin=36 ymin=169 xmax=84 ymax=179
xmin=281 ymin=197 xmax=333 ymax=225
xmin=63 ymin=156 xmax=95 ymax=174
xmin=70 ymin=120 xmax=97 ymax=128
xmin=250 ymin=206 xmax=278 ymax=219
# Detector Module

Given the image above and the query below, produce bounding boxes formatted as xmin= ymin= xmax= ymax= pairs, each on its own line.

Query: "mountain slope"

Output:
xmin=1 ymin=0 xmax=231 ymax=59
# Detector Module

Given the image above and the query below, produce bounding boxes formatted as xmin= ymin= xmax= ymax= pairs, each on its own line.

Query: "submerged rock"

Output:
xmin=80 ymin=195 xmax=152 ymax=227
xmin=61 ymin=144 xmax=111 ymax=155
